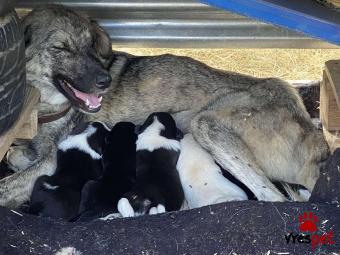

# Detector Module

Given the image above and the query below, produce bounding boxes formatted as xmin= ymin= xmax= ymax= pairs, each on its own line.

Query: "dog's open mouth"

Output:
xmin=58 ymin=79 xmax=103 ymax=113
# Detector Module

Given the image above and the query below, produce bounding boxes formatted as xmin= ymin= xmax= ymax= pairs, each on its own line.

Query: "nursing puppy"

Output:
xmin=28 ymin=122 xmax=108 ymax=220
xmin=177 ymin=134 xmax=248 ymax=209
xmin=77 ymin=122 xmax=137 ymax=221
xmin=118 ymin=112 xmax=184 ymax=217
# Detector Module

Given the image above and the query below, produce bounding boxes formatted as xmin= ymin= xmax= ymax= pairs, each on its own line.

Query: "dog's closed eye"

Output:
xmin=52 ymin=42 xmax=72 ymax=53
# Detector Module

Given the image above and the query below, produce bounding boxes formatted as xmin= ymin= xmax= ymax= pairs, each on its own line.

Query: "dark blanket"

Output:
xmin=0 ymin=149 xmax=339 ymax=255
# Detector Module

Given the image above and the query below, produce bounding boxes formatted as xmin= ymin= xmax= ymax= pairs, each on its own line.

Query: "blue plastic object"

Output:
xmin=201 ymin=0 xmax=340 ymax=45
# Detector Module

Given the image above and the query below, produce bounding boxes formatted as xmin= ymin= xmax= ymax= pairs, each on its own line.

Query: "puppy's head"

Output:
xmin=104 ymin=122 xmax=137 ymax=148
xmin=102 ymin=121 xmax=137 ymax=167
xmin=22 ymin=5 xmax=113 ymax=113
xmin=135 ymin=112 xmax=183 ymax=140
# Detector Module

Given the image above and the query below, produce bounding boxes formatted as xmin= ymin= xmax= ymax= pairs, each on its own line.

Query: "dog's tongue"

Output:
xmin=73 ymin=88 xmax=101 ymax=108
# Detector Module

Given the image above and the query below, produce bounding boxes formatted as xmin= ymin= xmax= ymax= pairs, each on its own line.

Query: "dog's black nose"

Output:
xmin=96 ymin=72 xmax=112 ymax=89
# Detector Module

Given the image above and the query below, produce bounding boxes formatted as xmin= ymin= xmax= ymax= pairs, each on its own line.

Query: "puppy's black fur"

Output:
xmin=28 ymin=122 xmax=108 ymax=220
xmin=76 ymin=122 xmax=137 ymax=221
xmin=122 ymin=112 xmax=184 ymax=215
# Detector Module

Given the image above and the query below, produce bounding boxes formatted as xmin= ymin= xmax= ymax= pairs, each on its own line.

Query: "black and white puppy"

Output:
xmin=177 ymin=134 xmax=248 ymax=209
xmin=118 ymin=112 xmax=184 ymax=217
xmin=76 ymin=122 xmax=137 ymax=221
xmin=28 ymin=122 xmax=109 ymax=220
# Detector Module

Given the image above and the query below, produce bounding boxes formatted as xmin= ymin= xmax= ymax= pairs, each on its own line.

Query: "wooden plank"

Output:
xmin=323 ymin=127 xmax=340 ymax=152
xmin=15 ymin=109 xmax=38 ymax=140
xmin=320 ymin=72 xmax=330 ymax=129
xmin=320 ymin=61 xmax=340 ymax=130
xmin=325 ymin=60 xmax=340 ymax=109
xmin=0 ymin=87 xmax=40 ymax=162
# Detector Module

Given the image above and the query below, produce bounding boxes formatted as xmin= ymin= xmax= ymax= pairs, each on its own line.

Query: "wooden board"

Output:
xmin=323 ymin=127 xmax=340 ymax=152
xmin=320 ymin=60 xmax=340 ymax=130
xmin=325 ymin=60 xmax=340 ymax=108
xmin=0 ymin=87 xmax=40 ymax=162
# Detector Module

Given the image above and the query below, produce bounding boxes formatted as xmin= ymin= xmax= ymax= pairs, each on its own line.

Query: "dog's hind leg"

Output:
xmin=191 ymin=112 xmax=286 ymax=202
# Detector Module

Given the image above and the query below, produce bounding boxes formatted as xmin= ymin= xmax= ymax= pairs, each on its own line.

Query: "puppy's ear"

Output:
xmin=134 ymin=125 xmax=142 ymax=135
xmin=91 ymin=20 xmax=112 ymax=66
xmin=176 ymin=128 xmax=184 ymax=140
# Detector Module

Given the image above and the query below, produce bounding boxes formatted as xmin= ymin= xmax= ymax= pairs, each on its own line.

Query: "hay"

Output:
xmin=115 ymin=48 xmax=340 ymax=81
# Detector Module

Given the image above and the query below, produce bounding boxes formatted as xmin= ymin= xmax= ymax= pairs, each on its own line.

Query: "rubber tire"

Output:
xmin=0 ymin=10 xmax=26 ymax=135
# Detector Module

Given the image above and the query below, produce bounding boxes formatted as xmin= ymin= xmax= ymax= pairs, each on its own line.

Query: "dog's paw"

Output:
xmin=257 ymin=188 xmax=287 ymax=202
xmin=6 ymin=145 xmax=37 ymax=172
xmin=117 ymin=198 xmax=135 ymax=217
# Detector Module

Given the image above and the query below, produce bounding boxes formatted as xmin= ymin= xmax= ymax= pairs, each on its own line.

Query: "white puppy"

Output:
xmin=177 ymin=134 xmax=248 ymax=209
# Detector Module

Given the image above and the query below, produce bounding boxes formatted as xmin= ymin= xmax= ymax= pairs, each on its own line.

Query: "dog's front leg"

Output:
xmin=191 ymin=112 xmax=286 ymax=202
xmin=0 ymin=111 xmax=80 ymax=208
xmin=6 ymin=143 xmax=38 ymax=172
xmin=0 ymin=147 xmax=57 ymax=208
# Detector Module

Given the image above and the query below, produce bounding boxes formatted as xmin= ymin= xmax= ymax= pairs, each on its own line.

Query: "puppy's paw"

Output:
xmin=149 ymin=204 xmax=166 ymax=215
xmin=6 ymin=145 xmax=37 ymax=172
xmin=156 ymin=204 xmax=166 ymax=213
xmin=149 ymin=207 xmax=158 ymax=215
xmin=117 ymin=198 xmax=135 ymax=218
xmin=99 ymin=213 xmax=122 ymax=221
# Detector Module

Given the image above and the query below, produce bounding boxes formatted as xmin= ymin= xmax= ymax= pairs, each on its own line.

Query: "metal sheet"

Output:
xmin=201 ymin=0 xmax=340 ymax=46
xmin=15 ymin=0 xmax=339 ymax=48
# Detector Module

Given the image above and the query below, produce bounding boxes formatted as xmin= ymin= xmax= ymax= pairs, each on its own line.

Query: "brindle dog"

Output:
xmin=0 ymin=5 xmax=328 ymax=208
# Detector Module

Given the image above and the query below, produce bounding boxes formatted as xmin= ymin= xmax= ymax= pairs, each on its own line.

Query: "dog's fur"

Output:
xmin=77 ymin=122 xmax=137 ymax=221
xmin=177 ymin=134 xmax=248 ymax=209
xmin=118 ymin=113 xmax=184 ymax=217
xmin=0 ymin=5 xmax=329 ymax=208
xmin=28 ymin=122 xmax=108 ymax=220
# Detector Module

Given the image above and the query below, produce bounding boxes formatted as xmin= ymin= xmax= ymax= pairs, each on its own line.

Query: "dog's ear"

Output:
xmin=91 ymin=20 xmax=112 ymax=66
xmin=134 ymin=125 xmax=142 ymax=135
xmin=176 ymin=128 xmax=184 ymax=140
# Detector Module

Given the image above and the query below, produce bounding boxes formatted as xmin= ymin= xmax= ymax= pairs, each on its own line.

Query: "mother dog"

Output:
xmin=0 ymin=5 xmax=328 ymax=207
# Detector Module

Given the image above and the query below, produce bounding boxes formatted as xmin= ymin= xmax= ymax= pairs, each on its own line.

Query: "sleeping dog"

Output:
xmin=76 ymin=122 xmax=137 ymax=221
xmin=28 ymin=122 xmax=108 ymax=220
xmin=118 ymin=112 xmax=184 ymax=217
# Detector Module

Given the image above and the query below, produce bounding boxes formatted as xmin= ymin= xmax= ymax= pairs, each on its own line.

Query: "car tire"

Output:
xmin=0 ymin=9 xmax=26 ymax=135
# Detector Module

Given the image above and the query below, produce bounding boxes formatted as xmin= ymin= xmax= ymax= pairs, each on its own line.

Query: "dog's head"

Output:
xmin=135 ymin=112 xmax=183 ymax=140
xmin=22 ymin=5 xmax=112 ymax=113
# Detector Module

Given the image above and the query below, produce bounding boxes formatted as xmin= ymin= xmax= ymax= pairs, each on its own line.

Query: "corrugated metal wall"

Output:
xmin=15 ymin=0 xmax=338 ymax=48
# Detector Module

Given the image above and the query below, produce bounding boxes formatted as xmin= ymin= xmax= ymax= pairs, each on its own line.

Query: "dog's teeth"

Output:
xmin=99 ymin=96 xmax=103 ymax=102
xmin=86 ymin=99 xmax=90 ymax=106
